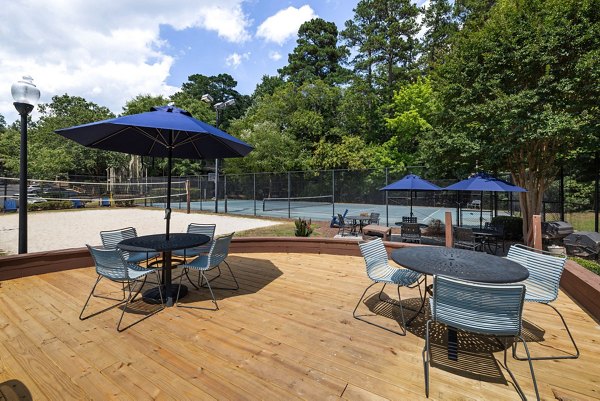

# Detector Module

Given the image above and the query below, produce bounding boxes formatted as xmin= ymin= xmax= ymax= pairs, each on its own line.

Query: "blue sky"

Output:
xmin=1 ymin=0 xmax=361 ymax=123
xmin=162 ymin=0 xmax=359 ymax=95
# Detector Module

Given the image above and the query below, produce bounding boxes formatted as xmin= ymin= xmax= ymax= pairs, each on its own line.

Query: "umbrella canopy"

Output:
xmin=380 ymin=174 xmax=441 ymax=191
xmin=55 ymin=105 xmax=253 ymax=159
xmin=380 ymin=174 xmax=441 ymax=217
xmin=444 ymin=172 xmax=526 ymax=192
xmin=56 ymin=105 xmax=253 ymax=238
xmin=444 ymin=172 xmax=526 ymax=228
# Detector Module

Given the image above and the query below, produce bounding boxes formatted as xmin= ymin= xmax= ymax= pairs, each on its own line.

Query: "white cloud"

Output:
xmin=0 ymin=0 xmax=251 ymax=123
xmin=226 ymin=52 xmax=250 ymax=68
xmin=268 ymin=51 xmax=282 ymax=61
xmin=256 ymin=5 xmax=317 ymax=45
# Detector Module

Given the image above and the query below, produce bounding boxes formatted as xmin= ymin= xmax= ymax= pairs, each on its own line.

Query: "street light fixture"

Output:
xmin=11 ymin=75 xmax=40 ymax=254
xmin=201 ymin=94 xmax=236 ymax=213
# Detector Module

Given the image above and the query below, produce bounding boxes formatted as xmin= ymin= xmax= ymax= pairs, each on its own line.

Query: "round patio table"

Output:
xmin=391 ymin=246 xmax=528 ymax=283
xmin=391 ymin=246 xmax=528 ymax=361
xmin=118 ymin=233 xmax=209 ymax=307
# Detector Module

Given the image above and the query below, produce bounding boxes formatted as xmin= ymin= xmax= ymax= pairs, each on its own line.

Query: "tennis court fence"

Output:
xmin=1 ymin=167 xmax=594 ymax=230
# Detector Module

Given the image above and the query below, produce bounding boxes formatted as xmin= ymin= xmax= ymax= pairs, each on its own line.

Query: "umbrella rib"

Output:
xmin=88 ymin=126 xmax=130 ymax=147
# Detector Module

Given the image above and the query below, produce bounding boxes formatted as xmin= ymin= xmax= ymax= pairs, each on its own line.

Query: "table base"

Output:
xmin=143 ymin=284 xmax=188 ymax=306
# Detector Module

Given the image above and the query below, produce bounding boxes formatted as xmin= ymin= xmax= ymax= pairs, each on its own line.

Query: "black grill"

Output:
xmin=564 ymin=231 xmax=600 ymax=258
xmin=542 ymin=221 xmax=574 ymax=240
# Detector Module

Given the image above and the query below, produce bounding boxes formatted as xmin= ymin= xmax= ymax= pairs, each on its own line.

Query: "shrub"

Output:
xmin=491 ymin=216 xmax=523 ymax=240
xmin=294 ymin=218 xmax=314 ymax=237
xmin=27 ymin=201 xmax=73 ymax=211
xmin=571 ymin=257 xmax=600 ymax=275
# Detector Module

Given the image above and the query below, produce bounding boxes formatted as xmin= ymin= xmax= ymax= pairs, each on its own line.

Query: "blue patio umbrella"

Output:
xmin=444 ymin=172 xmax=526 ymax=228
xmin=380 ymin=174 xmax=441 ymax=217
xmin=55 ymin=105 xmax=253 ymax=238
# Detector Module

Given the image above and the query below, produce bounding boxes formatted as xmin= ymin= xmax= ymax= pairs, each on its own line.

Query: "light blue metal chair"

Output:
xmin=100 ymin=227 xmax=160 ymax=265
xmin=172 ymin=223 xmax=216 ymax=261
xmin=353 ymin=238 xmax=423 ymax=335
xmin=506 ymin=244 xmax=579 ymax=360
xmin=176 ymin=233 xmax=238 ymax=310
xmin=80 ymin=245 xmax=164 ymax=332
xmin=423 ymin=275 xmax=539 ymax=400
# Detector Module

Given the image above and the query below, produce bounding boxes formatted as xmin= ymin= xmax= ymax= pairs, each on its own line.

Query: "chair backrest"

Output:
xmin=431 ymin=275 xmax=525 ymax=337
xmin=3 ymin=198 xmax=17 ymax=212
xmin=402 ymin=223 xmax=421 ymax=237
xmin=207 ymin=232 xmax=235 ymax=268
xmin=337 ymin=213 xmax=346 ymax=226
xmin=369 ymin=212 xmax=380 ymax=224
xmin=187 ymin=223 xmax=216 ymax=239
xmin=358 ymin=238 xmax=389 ymax=278
xmin=454 ymin=226 xmax=475 ymax=243
xmin=86 ymin=245 xmax=130 ymax=281
xmin=402 ymin=216 xmax=417 ymax=223
xmin=100 ymin=227 xmax=138 ymax=249
xmin=506 ymin=244 xmax=566 ymax=301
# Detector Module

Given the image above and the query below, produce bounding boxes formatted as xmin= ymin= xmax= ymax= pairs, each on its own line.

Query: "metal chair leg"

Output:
xmin=353 ymin=282 xmax=407 ymax=336
xmin=117 ymin=272 xmax=165 ymax=332
xmin=80 ymin=276 xmax=128 ymax=320
xmin=513 ymin=303 xmax=579 ymax=360
xmin=507 ymin=337 xmax=540 ymax=401
xmin=177 ymin=269 xmax=219 ymax=310
xmin=423 ymin=320 xmax=431 ymax=398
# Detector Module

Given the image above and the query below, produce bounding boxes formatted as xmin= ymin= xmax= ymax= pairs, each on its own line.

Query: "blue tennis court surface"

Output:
xmin=161 ymin=199 xmax=499 ymax=227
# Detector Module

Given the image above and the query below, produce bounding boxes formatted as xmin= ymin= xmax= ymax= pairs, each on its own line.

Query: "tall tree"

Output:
xmin=279 ymin=18 xmax=349 ymax=85
xmin=422 ymin=0 xmax=458 ymax=69
xmin=174 ymin=73 xmax=250 ymax=129
xmin=429 ymin=0 xmax=600 ymax=244
xmin=342 ymin=0 xmax=421 ymax=103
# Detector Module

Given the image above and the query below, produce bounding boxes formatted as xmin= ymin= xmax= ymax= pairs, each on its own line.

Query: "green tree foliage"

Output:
xmin=174 ymin=73 xmax=250 ymax=129
xmin=342 ymin=0 xmax=421 ymax=102
xmin=225 ymin=121 xmax=307 ymax=173
xmin=0 ymin=95 xmax=127 ymax=179
xmin=422 ymin=0 xmax=458 ymax=69
xmin=311 ymin=135 xmax=377 ymax=170
xmin=121 ymin=94 xmax=170 ymax=115
xmin=430 ymin=0 xmax=600 ymax=243
xmin=386 ymin=78 xmax=436 ymax=167
xmin=252 ymin=75 xmax=286 ymax=101
xmin=279 ymin=18 xmax=349 ymax=85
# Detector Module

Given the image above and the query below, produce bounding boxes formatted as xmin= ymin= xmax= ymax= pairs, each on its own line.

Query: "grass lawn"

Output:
xmin=565 ymin=211 xmax=597 ymax=231
xmin=234 ymin=219 xmax=336 ymax=238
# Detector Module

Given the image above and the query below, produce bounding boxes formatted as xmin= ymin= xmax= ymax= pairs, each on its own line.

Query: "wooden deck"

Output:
xmin=0 ymin=252 xmax=598 ymax=400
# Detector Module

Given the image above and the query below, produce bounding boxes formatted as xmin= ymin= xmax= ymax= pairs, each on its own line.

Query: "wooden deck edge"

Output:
xmin=561 ymin=259 xmax=600 ymax=321
xmin=2 ymin=238 xmax=598 ymax=321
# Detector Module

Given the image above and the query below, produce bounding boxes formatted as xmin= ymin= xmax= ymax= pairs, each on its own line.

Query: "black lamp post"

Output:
xmin=11 ymin=76 xmax=40 ymax=254
xmin=201 ymin=94 xmax=235 ymax=213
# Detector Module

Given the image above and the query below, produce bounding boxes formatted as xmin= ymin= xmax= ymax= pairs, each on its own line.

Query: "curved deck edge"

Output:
xmin=1 ymin=238 xmax=598 ymax=321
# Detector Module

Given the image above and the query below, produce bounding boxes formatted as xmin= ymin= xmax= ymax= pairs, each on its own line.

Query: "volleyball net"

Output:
xmin=0 ymin=177 xmax=187 ymax=205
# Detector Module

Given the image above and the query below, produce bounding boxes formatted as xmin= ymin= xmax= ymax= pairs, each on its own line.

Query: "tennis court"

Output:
xmin=163 ymin=198 xmax=498 ymax=227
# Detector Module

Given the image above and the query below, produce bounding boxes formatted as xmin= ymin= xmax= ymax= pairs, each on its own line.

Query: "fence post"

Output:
xmin=253 ymin=173 xmax=257 ymax=216
xmin=559 ymin=166 xmax=565 ymax=221
xmin=595 ymin=152 xmax=599 ymax=232
xmin=533 ymin=215 xmax=543 ymax=250
xmin=287 ymin=171 xmax=291 ymax=219
xmin=224 ymin=174 xmax=228 ymax=213
xmin=332 ymin=169 xmax=335 ymax=218
xmin=385 ymin=167 xmax=389 ymax=227
xmin=445 ymin=211 xmax=453 ymax=248
xmin=186 ymin=179 xmax=190 ymax=214
xmin=199 ymin=176 xmax=203 ymax=211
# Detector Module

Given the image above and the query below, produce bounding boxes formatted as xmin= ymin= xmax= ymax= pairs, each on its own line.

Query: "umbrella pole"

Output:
xmin=480 ymin=190 xmax=483 ymax=229
xmin=166 ymin=131 xmax=173 ymax=240
xmin=410 ymin=190 xmax=413 ymax=217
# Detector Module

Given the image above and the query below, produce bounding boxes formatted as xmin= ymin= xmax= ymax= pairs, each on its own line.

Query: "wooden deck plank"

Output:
xmin=0 ymin=252 xmax=598 ymax=400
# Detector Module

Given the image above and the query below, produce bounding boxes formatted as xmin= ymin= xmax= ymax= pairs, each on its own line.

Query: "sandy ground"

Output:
xmin=0 ymin=209 xmax=281 ymax=255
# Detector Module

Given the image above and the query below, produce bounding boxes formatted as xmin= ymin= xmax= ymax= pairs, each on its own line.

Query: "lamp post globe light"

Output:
xmin=11 ymin=76 xmax=40 ymax=254
xmin=201 ymin=94 xmax=235 ymax=213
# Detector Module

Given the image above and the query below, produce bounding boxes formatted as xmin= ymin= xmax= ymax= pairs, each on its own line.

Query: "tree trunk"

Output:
xmin=513 ymin=172 xmax=546 ymax=247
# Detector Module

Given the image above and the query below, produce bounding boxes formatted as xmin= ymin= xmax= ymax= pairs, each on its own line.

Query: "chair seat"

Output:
xmin=172 ymin=243 xmax=212 ymax=258
xmin=524 ymin=281 xmax=555 ymax=303
xmin=180 ymin=255 xmax=211 ymax=271
xmin=125 ymin=251 xmax=160 ymax=264
xmin=127 ymin=264 xmax=159 ymax=280
xmin=370 ymin=263 xmax=422 ymax=286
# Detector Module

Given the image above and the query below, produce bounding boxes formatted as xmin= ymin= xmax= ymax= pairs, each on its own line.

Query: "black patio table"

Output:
xmin=391 ymin=246 xmax=529 ymax=360
xmin=345 ymin=215 xmax=372 ymax=234
xmin=472 ymin=228 xmax=504 ymax=254
xmin=118 ymin=233 xmax=209 ymax=307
